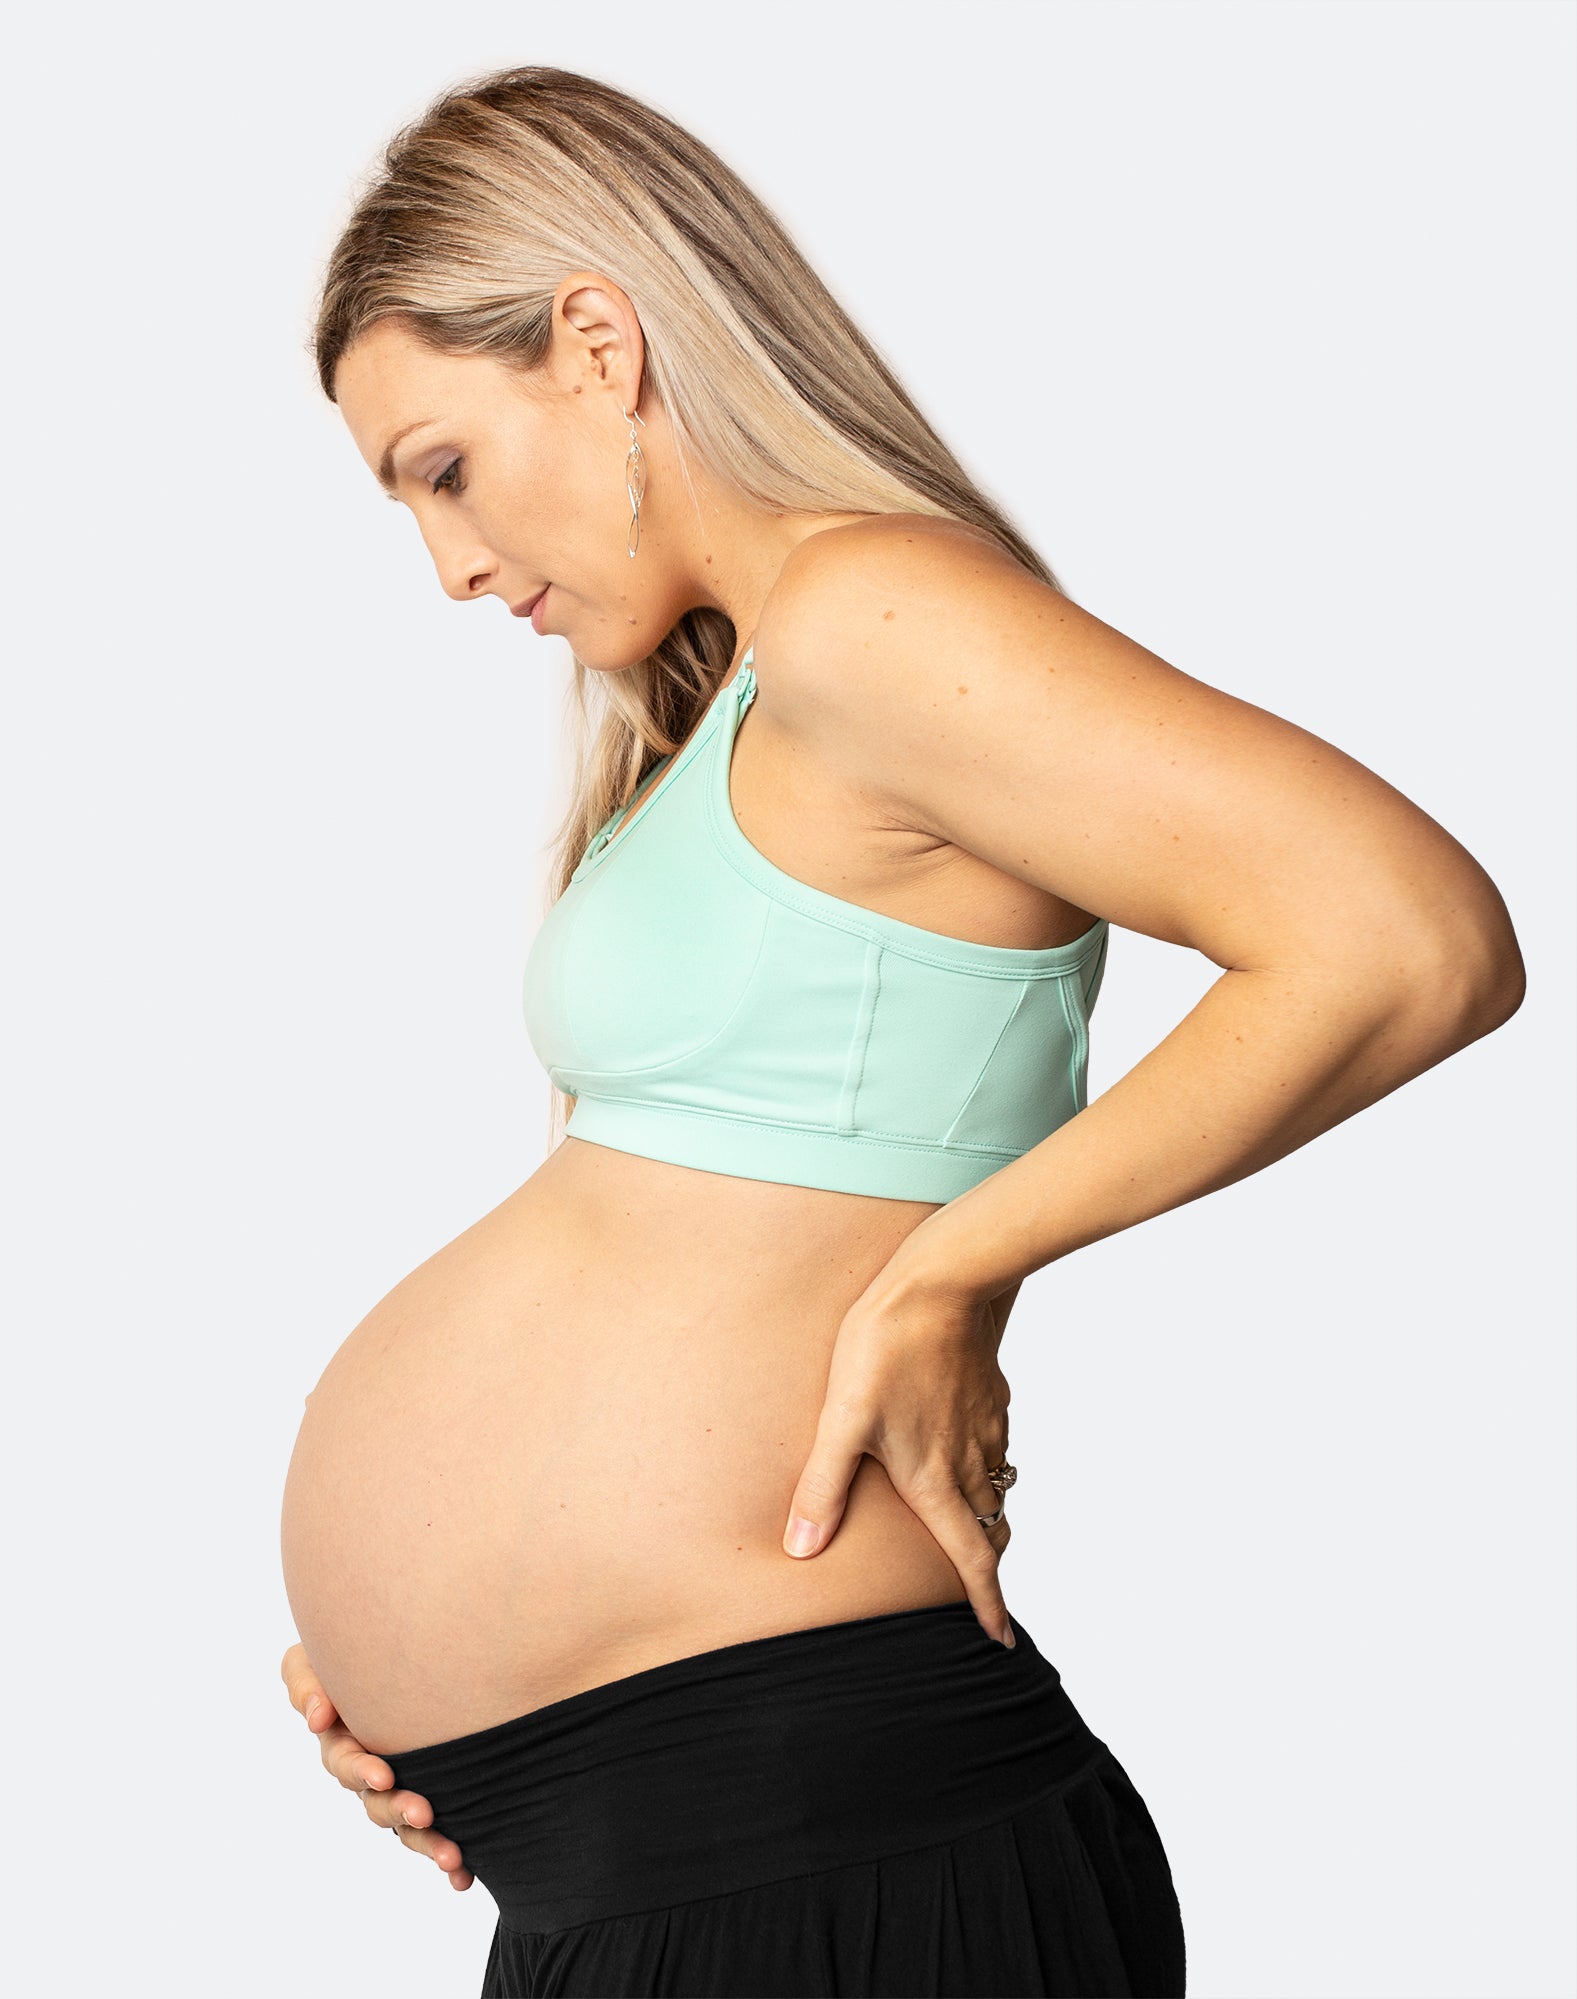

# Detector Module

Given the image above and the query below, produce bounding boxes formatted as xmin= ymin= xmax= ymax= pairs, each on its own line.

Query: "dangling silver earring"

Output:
xmin=623 ymin=404 xmax=647 ymax=558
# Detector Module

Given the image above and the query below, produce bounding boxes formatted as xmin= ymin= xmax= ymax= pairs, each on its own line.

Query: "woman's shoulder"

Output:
xmin=772 ymin=511 xmax=1018 ymax=620
xmin=793 ymin=509 xmax=1006 ymax=560
xmin=755 ymin=511 xmax=1043 ymax=711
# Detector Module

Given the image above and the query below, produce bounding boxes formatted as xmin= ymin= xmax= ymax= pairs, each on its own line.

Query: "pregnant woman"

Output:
xmin=278 ymin=64 xmax=1524 ymax=1999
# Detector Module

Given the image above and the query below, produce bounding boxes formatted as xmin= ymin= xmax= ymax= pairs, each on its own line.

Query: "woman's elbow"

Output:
xmin=1464 ymin=919 xmax=1527 ymax=1035
xmin=1404 ymin=905 xmax=1526 ymax=1053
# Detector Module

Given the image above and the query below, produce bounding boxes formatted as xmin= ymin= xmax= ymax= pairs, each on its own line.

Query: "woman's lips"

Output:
xmin=530 ymin=586 xmax=550 ymax=633
xmin=512 ymin=586 xmax=550 ymax=625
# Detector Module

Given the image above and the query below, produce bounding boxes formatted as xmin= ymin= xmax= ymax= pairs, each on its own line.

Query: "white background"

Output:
xmin=3 ymin=4 xmax=1572 ymax=1996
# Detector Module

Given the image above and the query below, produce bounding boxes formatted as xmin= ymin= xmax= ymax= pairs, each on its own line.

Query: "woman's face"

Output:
xmin=334 ymin=295 xmax=695 ymax=666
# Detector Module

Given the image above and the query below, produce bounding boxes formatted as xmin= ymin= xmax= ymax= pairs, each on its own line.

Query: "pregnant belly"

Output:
xmin=279 ymin=1138 xmax=969 ymax=1755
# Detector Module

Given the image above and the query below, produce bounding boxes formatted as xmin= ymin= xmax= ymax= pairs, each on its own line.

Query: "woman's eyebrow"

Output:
xmin=376 ymin=417 xmax=442 ymax=494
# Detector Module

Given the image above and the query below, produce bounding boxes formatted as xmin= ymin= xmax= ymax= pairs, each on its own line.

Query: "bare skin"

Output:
xmin=282 ymin=295 xmax=1074 ymax=1882
xmin=282 ymin=287 xmax=1523 ymax=1889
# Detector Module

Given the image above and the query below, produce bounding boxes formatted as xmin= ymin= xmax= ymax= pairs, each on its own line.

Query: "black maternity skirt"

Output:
xmin=383 ymin=1598 xmax=1187 ymax=1997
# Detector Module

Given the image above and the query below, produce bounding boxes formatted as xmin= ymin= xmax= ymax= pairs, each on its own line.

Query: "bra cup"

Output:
xmin=632 ymin=904 xmax=886 ymax=1129
xmin=526 ymin=774 xmax=771 ymax=1081
xmin=521 ymin=656 xmax=1114 ymax=1199
xmin=521 ymin=882 xmax=580 ymax=1079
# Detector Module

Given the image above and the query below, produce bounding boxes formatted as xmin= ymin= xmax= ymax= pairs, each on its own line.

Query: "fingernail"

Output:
xmin=1001 ymin=1621 xmax=1016 ymax=1648
xmin=304 ymin=1698 xmax=321 ymax=1726
xmin=785 ymin=1517 xmax=819 ymax=1556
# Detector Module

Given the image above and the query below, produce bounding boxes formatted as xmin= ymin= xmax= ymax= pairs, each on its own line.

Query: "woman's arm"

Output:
xmin=886 ymin=930 xmax=1514 ymax=1309
xmin=768 ymin=519 xmax=1523 ymax=1630
xmin=775 ymin=518 xmax=1523 ymax=1302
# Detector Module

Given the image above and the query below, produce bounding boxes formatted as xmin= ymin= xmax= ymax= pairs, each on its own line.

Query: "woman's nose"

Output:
xmin=413 ymin=511 xmax=498 ymax=602
xmin=435 ymin=550 xmax=498 ymax=602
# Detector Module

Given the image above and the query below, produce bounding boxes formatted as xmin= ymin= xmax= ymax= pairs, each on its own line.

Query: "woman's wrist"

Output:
xmin=876 ymin=1204 xmax=1026 ymax=1313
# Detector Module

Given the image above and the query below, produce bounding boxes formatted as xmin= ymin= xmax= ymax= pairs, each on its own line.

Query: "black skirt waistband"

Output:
xmin=384 ymin=1600 xmax=1112 ymax=1937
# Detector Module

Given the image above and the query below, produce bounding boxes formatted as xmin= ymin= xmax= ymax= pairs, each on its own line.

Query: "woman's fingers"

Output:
xmin=282 ymin=1641 xmax=336 ymax=1731
xmin=908 ymin=1470 xmax=1015 ymax=1648
xmin=336 ymin=1732 xmax=473 ymax=1886
xmin=781 ymin=1424 xmax=866 ymax=1560
xmin=356 ymin=1784 xmax=474 ymax=1887
xmin=316 ymin=1716 xmax=399 ymax=1797
xmin=282 ymin=1637 xmax=470 ymax=1882
xmin=284 ymin=1646 xmax=369 ymax=1765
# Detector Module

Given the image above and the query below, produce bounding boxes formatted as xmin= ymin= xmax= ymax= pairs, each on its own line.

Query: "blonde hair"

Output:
xmin=312 ymin=63 xmax=1069 ymax=1152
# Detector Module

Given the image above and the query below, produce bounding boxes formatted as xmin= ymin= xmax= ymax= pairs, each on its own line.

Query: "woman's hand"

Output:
xmin=781 ymin=1260 xmax=1022 ymax=1648
xmin=280 ymin=1642 xmax=474 ymax=1891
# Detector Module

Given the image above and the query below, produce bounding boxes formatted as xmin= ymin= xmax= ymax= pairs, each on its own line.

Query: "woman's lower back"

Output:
xmin=279 ymin=1134 xmax=970 ymax=1756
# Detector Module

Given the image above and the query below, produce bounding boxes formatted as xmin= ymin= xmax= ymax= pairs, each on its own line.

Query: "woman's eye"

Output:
xmin=430 ymin=458 xmax=464 ymax=496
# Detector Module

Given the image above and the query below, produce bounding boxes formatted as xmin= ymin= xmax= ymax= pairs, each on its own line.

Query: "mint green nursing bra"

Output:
xmin=521 ymin=649 xmax=1110 ymax=1203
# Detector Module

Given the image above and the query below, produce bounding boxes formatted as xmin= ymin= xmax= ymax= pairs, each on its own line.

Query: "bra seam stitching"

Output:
xmin=835 ymin=941 xmax=882 ymax=1133
xmin=1056 ymin=965 xmax=1092 ymax=1113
